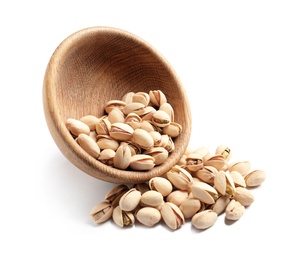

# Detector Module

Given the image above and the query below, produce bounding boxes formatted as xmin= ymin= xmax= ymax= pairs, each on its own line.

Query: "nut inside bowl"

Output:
xmin=43 ymin=26 xmax=191 ymax=184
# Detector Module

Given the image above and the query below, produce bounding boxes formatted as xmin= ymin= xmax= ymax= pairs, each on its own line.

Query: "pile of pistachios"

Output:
xmin=66 ymin=90 xmax=181 ymax=170
xmin=90 ymin=145 xmax=266 ymax=230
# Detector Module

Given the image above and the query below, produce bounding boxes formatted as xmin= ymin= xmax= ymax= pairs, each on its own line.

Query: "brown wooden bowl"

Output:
xmin=43 ymin=26 xmax=191 ymax=184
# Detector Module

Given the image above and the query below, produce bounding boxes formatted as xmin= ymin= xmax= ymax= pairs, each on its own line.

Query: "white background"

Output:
xmin=1 ymin=0 xmax=286 ymax=259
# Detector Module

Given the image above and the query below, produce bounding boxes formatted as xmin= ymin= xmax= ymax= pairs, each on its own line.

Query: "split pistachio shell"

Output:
xmin=234 ymin=187 xmax=254 ymax=206
xmin=129 ymin=154 xmax=155 ymax=171
xmin=204 ymin=154 xmax=226 ymax=171
xmin=244 ymin=170 xmax=266 ymax=187
xmin=190 ymin=182 xmax=218 ymax=204
xmin=159 ymin=102 xmax=174 ymax=122
xmin=105 ymin=100 xmax=126 ymax=113
xmin=79 ymin=115 xmax=100 ymax=131
xmin=141 ymin=106 xmax=156 ymax=121
xmin=98 ymin=149 xmax=116 ymax=166
xmin=149 ymin=131 xmax=162 ymax=146
xmin=113 ymin=143 xmax=132 ymax=170
xmin=225 ymin=199 xmax=245 ymax=220
xmin=230 ymin=170 xmax=246 ymax=187
xmin=105 ymin=184 xmax=129 ymax=206
xmin=179 ymin=198 xmax=201 ymax=219
xmin=228 ymin=161 xmax=252 ymax=176
xmin=143 ymin=147 xmax=169 ymax=165
xmin=149 ymin=177 xmax=173 ymax=197
xmin=90 ymin=201 xmax=113 ymax=223
xmin=211 ymin=195 xmax=230 ymax=215
xmin=192 ymin=210 xmax=217 ymax=230
xmin=195 ymin=166 xmax=217 ymax=184
xmin=149 ymin=90 xmax=167 ymax=107
xmin=132 ymin=92 xmax=150 ymax=106
xmin=151 ymin=110 xmax=171 ymax=127
xmin=96 ymin=135 xmax=119 ymax=151
xmin=136 ymin=207 xmax=161 ymax=227
xmin=122 ymin=102 xmax=145 ymax=115
xmin=110 ymin=122 xmax=134 ymax=141
xmin=95 ymin=117 xmax=111 ymax=135
xmin=66 ymin=118 xmax=90 ymax=136
xmin=140 ymin=190 xmax=164 ymax=208
xmin=185 ymin=153 xmax=204 ymax=172
xmin=214 ymin=171 xmax=235 ymax=196
xmin=107 ymin=108 xmax=125 ymax=124
xmin=121 ymin=92 xmax=135 ymax=104
xmin=215 ymin=145 xmax=232 ymax=161
xmin=166 ymin=165 xmax=193 ymax=191
xmin=160 ymin=202 xmax=185 ymax=230
xmin=119 ymin=188 xmax=141 ymax=212
xmin=112 ymin=205 xmax=135 ymax=227
xmin=132 ymin=128 xmax=154 ymax=150
xmin=125 ymin=112 xmax=142 ymax=124
xmin=166 ymin=190 xmax=189 ymax=207
xmin=77 ymin=133 xmax=100 ymax=158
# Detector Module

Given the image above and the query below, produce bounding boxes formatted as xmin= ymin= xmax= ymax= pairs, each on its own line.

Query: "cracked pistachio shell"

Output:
xmin=121 ymin=92 xmax=135 ymax=104
xmin=105 ymin=184 xmax=129 ymax=207
xmin=160 ymin=202 xmax=185 ymax=230
xmin=144 ymin=147 xmax=169 ymax=165
xmin=129 ymin=154 xmax=155 ymax=171
xmin=79 ymin=115 xmax=100 ymax=131
xmin=185 ymin=153 xmax=204 ymax=172
xmin=228 ymin=161 xmax=252 ymax=176
xmin=105 ymin=100 xmax=126 ymax=113
xmin=125 ymin=112 xmax=142 ymax=124
xmin=141 ymin=106 xmax=156 ymax=121
xmin=234 ymin=187 xmax=254 ymax=206
xmin=66 ymin=118 xmax=90 ymax=136
xmin=167 ymin=165 xmax=193 ymax=191
xmin=98 ymin=149 xmax=116 ymax=166
xmin=190 ymin=182 xmax=218 ymax=204
xmin=95 ymin=117 xmax=111 ymax=135
xmin=112 ymin=205 xmax=135 ymax=227
xmin=90 ymin=201 xmax=113 ymax=223
xmin=230 ymin=171 xmax=246 ymax=187
xmin=132 ymin=128 xmax=154 ymax=150
xmin=132 ymin=92 xmax=150 ymax=106
xmin=113 ymin=144 xmax=132 ymax=170
xmin=179 ymin=198 xmax=201 ymax=219
xmin=225 ymin=199 xmax=245 ymax=220
xmin=149 ymin=90 xmax=167 ymax=107
xmin=192 ymin=210 xmax=217 ymax=230
xmin=149 ymin=131 xmax=162 ymax=146
xmin=107 ymin=108 xmax=125 ymax=124
xmin=136 ymin=207 xmax=161 ymax=227
xmin=110 ymin=122 xmax=134 ymax=141
xmin=77 ymin=133 xmax=100 ymax=159
xmin=161 ymin=135 xmax=175 ymax=152
xmin=96 ymin=135 xmax=119 ymax=151
xmin=211 ymin=195 xmax=230 ymax=215
xmin=204 ymin=154 xmax=226 ymax=171
xmin=119 ymin=188 xmax=141 ymax=212
xmin=151 ymin=110 xmax=171 ymax=127
xmin=140 ymin=190 xmax=164 ymax=208
xmin=159 ymin=102 xmax=174 ymax=122
xmin=214 ymin=170 xmax=235 ymax=196
xmin=124 ymin=141 xmax=141 ymax=155
xmin=244 ymin=169 xmax=266 ymax=187
xmin=215 ymin=145 xmax=232 ymax=161
xmin=162 ymin=122 xmax=182 ymax=138
xmin=149 ymin=177 xmax=173 ymax=197
xmin=122 ymin=102 xmax=145 ymax=115
xmin=196 ymin=166 xmax=217 ymax=185
xmin=166 ymin=190 xmax=189 ymax=207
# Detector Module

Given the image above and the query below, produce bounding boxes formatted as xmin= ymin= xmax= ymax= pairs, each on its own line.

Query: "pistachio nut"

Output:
xmin=129 ymin=154 xmax=155 ymax=171
xmin=166 ymin=165 xmax=193 ymax=191
xmin=185 ymin=153 xmax=203 ymax=173
xmin=113 ymin=143 xmax=132 ymax=170
xmin=79 ymin=115 xmax=100 ymax=131
xmin=166 ymin=190 xmax=189 ymax=207
xmin=96 ymin=135 xmax=119 ymax=151
xmin=204 ymin=154 xmax=226 ymax=171
xmin=122 ymin=102 xmax=145 ymax=115
xmin=149 ymin=177 xmax=173 ymax=197
xmin=98 ymin=149 xmax=116 ymax=166
xmin=107 ymin=108 xmax=125 ymax=124
xmin=228 ymin=161 xmax=252 ymax=176
xmin=190 ymin=181 xmax=219 ymax=204
xmin=179 ymin=198 xmax=201 ymax=219
xmin=233 ymin=187 xmax=254 ymax=207
xmin=162 ymin=122 xmax=182 ymax=138
xmin=195 ymin=166 xmax=217 ymax=184
xmin=160 ymin=202 xmax=185 ymax=230
xmin=140 ymin=106 xmax=156 ymax=121
xmin=121 ymin=92 xmax=135 ymax=104
xmin=95 ymin=117 xmax=111 ymax=135
xmin=225 ymin=199 xmax=245 ymax=220
xmin=213 ymin=170 xmax=236 ymax=196
xmin=140 ymin=190 xmax=164 ymax=208
xmin=77 ymin=133 xmax=100 ymax=159
xmin=215 ymin=145 xmax=232 ymax=161
xmin=125 ymin=112 xmax=142 ymax=124
xmin=159 ymin=102 xmax=174 ymax=122
xmin=137 ymin=120 xmax=155 ymax=132
xmin=119 ymin=188 xmax=141 ymax=212
xmin=149 ymin=131 xmax=162 ymax=146
xmin=143 ymin=147 xmax=169 ymax=165
xmin=105 ymin=184 xmax=129 ymax=207
xmin=161 ymin=135 xmax=175 ymax=152
xmin=191 ymin=210 xmax=217 ymax=230
xmin=104 ymin=99 xmax=126 ymax=113
xmin=132 ymin=91 xmax=150 ymax=106
xmin=149 ymin=90 xmax=167 ymax=107
xmin=136 ymin=207 xmax=161 ymax=227
xmin=244 ymin=169 xmax=266 ymax=187
xmin=66 ymin=118 xmax=90 ymax=136
xmin=230 ymin=170 xmax=246 ymax=187
xmin=132 ymin=128 xmax=154 ymax=150
xmin=90 ymin=201 xmax=113 ymax=223
xmin=125 ymin=141 xmax=141 ymax=155
xmin=112 ymin=205 xmax=135 ymax=227
xmin=151 ymin=110 xmax=171 ymax=127
xmin=211 ymin=195 xmax=230 ymax=215
xmin=109 ymin=122 xmax=134 ymax=141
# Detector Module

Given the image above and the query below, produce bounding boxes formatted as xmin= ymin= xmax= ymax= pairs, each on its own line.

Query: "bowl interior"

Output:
xmin=43 ymin=26 xmax=191 ymax=184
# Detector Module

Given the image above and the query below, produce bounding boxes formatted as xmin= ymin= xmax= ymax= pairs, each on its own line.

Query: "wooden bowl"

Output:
xmin=43 ymin=26 xmax=191 ymax=184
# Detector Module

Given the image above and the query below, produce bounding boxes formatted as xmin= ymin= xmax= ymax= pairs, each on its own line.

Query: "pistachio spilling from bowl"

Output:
xmin=90 ymin=144 xmax=266 ymax=230
xmin=65 ymin=90 xmax=182 ymax=171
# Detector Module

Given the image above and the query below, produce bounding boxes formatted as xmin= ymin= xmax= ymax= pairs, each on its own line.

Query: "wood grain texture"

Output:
xmin=43 ymin=26 xmax=192 ymax=184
